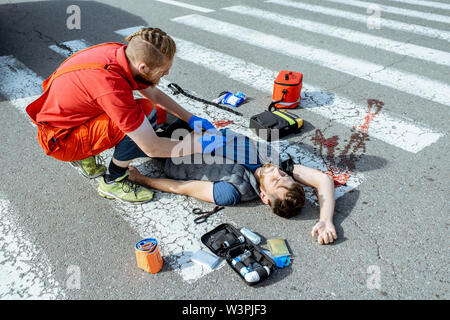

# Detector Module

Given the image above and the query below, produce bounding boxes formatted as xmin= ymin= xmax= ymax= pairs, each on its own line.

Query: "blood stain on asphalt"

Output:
xmin=311 ymin=99 xmax=384 ymax=187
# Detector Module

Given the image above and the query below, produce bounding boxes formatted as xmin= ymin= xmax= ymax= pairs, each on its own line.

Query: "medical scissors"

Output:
xmin=192 ymin=206 xmax=225 ymax=224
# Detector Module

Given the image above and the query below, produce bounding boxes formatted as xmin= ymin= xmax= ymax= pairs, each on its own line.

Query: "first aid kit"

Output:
xmin=135 ymin=238 xmax=163 ymax=274
xmin=270 ymin=70 xmax=303 ymax=110
xmin=201 ymin=224 xmax=276 ymax=286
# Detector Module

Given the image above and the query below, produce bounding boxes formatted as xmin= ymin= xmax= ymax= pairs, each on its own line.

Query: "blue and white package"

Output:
xmin=221 ymin=92 xmax=246 ymax=107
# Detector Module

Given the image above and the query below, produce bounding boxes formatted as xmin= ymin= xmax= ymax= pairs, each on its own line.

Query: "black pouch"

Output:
xmin=249 ymin=108 xmax=303 ymax=141
xmin=201 ymin=223 xmax=276 ymax=286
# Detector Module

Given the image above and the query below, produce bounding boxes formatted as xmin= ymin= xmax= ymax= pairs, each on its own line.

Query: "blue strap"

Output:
xmin=136 ymin=238 xmax=158 ymax=254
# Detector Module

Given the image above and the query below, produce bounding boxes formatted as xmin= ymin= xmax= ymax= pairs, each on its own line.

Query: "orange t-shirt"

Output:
xmin=36 ymin=43 xmax=150 ymax=133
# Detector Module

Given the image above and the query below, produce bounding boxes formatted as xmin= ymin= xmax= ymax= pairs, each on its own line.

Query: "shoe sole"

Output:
xmin=70 ymin=161 xmax=106 ymax=179
xmin=97 ymin=188 xmax=154 ymax=205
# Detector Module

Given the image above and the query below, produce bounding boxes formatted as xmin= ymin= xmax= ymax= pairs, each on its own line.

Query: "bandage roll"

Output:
xmin=135 ymin=238 xmax=163 ymax=274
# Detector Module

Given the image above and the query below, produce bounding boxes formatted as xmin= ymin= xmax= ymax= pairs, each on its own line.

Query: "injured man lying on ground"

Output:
xmin=128 ymin=127 xmax=338 ymax=245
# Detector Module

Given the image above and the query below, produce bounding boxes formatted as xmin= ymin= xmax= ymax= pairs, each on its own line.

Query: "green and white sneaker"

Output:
xmin=70 ymin=155 xmax=106 ymax=179
xmin=97 ymin=172 xmax=154 ymax=204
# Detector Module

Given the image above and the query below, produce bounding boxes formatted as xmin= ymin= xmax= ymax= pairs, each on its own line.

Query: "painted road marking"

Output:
xmin=0 ymin=56 xmax=42 ymax=116
xmin=266 ymin=0 xmax=450 ymax=42
xmin=115 ymin=27 xmax=144 ymax=38
xmin=322 ymin=0 xmax=450 ymax=24
xmin=172 ymin=37 xmax=443 ymax=153
xmin=153 ymin=0 xmax=214 ymax=13
xmin=48 ymin=39 xmax=91 ymax=58
xmin=49 ymin=39 xmax=92 ymax=58
xmin=0 ymin=196 xmax=64 ymax=299
xmin=384 ymin=0 xmax=450 ymax=10
xmin=114 ymin=26 xmax=145 ymax=39
xmin=223 ymin=5 xmax=450 ymax=67
xmin=172 ymin=14 xmax=450 ymax=107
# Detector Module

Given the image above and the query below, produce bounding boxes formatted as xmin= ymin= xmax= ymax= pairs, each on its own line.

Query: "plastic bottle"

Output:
xmin=232 ymin=251 xmax=271 ymax=283
xmin=240 ymin=227 xmax=261 ymax=245
xmin=223 ymin=235 xmax=246 ymax=248
xmin=244 ymin=266 xmax=271 ymax=283
xmin=232 ymin=250 xmax=252 ymax=277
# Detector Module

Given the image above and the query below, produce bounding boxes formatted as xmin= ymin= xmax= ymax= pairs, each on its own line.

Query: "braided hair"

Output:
xmin=125 ymin=27 xmax=176 ymax=69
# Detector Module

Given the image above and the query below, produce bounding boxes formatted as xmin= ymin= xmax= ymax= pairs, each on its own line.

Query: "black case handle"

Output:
xmin=268 ymin=89 xmax=287 ymax=112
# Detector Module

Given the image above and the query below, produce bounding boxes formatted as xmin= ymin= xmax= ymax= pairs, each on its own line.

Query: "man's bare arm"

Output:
xmin=292 ymin=164 xmax=337 ymax=244
xmin=128 ymin=166 xmax=214 ymax=203
xmin=292 ymin=164 xmax=335 ymax=223
xmin=139 ymin=86 xmax=193 ymax=122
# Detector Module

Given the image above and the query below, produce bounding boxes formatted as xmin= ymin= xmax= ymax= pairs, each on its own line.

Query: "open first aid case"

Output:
xmin=201 ymin=223 xmax=276 ymax=286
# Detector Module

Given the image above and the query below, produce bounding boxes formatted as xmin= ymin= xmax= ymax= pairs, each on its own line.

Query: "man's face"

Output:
xmin=134 ymin=58 xmax=173 ymax=87
xmin=259 ymin=163 xmax=296 ymax=203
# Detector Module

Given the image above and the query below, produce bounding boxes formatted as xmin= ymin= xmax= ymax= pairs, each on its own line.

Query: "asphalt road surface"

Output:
xmin=0 ymin=0 xmax=448 ymax=301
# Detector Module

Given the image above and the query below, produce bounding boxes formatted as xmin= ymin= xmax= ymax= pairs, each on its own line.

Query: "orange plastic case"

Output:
xmin=272 ymin=71 xmax=303 ymax=109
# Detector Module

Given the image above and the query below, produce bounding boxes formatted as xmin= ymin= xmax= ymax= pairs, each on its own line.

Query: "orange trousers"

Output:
xmin=36 ymin=98 xmax=166 ymax=162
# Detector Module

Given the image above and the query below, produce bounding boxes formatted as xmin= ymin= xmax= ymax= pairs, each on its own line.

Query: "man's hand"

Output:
xmin=127 ymin=166 xmax=144 ymax=184
xmin=311 ymin=221 xmax=337 ymax=245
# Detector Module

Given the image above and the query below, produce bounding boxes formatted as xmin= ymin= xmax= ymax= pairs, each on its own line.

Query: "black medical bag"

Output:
xmin=201 ymin=223 xmax=276 ymax=286
xmin=249 ymin=109 xmax=303 ymax=141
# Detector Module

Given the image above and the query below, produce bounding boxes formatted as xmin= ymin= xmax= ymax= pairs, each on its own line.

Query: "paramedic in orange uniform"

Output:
xmin=26 ymin=27 xmax=219 ymax=203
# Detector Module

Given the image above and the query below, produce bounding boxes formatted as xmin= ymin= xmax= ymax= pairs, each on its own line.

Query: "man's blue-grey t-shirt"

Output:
xmin=212 ymin=130 xmax=266 ymax=206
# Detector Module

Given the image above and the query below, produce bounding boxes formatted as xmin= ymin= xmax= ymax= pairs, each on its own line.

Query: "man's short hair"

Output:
xmin=125 ymin=27 xmax=176 ymax=69
xmin=269 ymin=182 xmax=305 ymax=219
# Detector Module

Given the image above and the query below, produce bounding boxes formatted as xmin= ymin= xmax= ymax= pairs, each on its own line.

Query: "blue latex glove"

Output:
xmin=188 ymin=115 xmax=217 ymax=134
xmin=197 ymin=133 xmax=226 ymax=154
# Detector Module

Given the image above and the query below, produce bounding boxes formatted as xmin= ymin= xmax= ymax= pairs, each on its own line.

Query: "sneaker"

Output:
xmin=97 ymin=172 xmax=154 ymax=204
xmin=70 ymin=155 xmax=106 ymax=179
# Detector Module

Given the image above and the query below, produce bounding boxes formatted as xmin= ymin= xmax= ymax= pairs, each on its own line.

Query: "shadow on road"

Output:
xmin=0 ymin=0 xmax=147 ymax=92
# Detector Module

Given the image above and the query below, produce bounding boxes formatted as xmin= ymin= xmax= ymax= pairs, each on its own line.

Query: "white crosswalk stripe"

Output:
xmin=384 ymin=0 xmax=450 ymax=10
xmin=49 ymin=39 xmax=92 ymax=58
xmin=114 ymin=26 xmax=145 ymax=38
xmin=223 ymin=5 xmax=450 ymax=67
xmin=266 ymin=0 xmax=450 ymax=41
xmin=0 ymin=56 xmax=42 ymax=116
xmin=322 ymin=0 xmax=450 ymax=24
xmin=48 ymin=39 xmax=92 ymax=58
xmin=0 ymin=195 xmax=64 ymax=299
xmin=172 ymin=14 xmax=450 ymax=107
xmin=153 ymin=0 xmax=214 ymax=13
